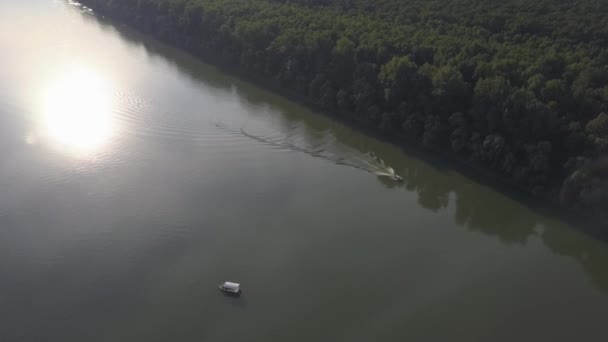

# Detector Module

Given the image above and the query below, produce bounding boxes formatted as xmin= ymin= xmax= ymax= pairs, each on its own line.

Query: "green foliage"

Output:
xmin=81 ymin=0 xmax=608 ymax=209
xmin=378 ymin=56 xmax=419 ymax=105
xmin=448 ymin=112 xmax=468 ymax=153
xmin=586 ymin=113 xmax=608 ymax=137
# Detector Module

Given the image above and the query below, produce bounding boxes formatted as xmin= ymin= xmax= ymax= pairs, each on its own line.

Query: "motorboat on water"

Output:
xmin=218 ymin=281 xmax=242 ymax=296
xmin=391 ymin=174 xmax=404 ymax=182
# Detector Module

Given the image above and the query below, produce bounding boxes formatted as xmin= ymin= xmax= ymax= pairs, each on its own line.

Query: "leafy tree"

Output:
xmin=378 ymin=56 xmax=418 ymax=105
xmin=586 ymin=112 xmax=608 ymax=137
xmin=448 ymin=112 xmax=469 ymax=153
xmin=422 ymin=115 xmax=445 ymax=147
xmin=472 ymin=76 xmax=511 ymax=133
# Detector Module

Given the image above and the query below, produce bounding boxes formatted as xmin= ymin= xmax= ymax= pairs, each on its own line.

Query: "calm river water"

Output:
xmin=1 ymin=1 xmax=608 ymax=341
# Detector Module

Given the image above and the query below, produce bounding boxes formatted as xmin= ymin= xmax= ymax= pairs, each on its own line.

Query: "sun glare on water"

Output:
xmin=40 ymin=66 xmax=114 ymax=155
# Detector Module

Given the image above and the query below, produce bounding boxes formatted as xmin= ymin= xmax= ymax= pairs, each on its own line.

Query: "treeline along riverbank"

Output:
xmin=78 ymin=0 xmax=608 ymax=227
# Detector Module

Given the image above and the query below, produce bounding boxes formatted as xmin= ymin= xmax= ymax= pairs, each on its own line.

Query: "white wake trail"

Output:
xmin=215 ymin=122 xmax=403 ymax=181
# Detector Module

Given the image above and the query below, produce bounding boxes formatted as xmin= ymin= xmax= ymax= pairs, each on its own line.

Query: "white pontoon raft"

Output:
xmin=218 ymin=281 xmax=242 ymax=295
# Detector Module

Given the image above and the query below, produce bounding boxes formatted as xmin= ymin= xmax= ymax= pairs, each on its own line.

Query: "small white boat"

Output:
xmin=218 ymin=281 xmax=241 ymax=295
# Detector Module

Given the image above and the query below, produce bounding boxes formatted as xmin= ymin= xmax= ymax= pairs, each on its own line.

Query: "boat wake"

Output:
xmin=215 ymin=123 xmax=403 ymax=181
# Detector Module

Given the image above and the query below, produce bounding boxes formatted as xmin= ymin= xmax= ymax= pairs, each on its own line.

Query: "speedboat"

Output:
xmin=391 ymin=175 xmax=404 ymax=182
xmin=218 ymin=281 xmax=242 ymax=296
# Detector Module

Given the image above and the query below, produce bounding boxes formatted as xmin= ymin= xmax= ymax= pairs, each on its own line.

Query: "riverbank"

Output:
xmin=78 ymin=0 xmax=607 ymax=234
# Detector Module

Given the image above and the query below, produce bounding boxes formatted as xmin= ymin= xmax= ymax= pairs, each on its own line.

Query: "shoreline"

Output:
xmin=80 ymin=1 xmax=607 ymax=238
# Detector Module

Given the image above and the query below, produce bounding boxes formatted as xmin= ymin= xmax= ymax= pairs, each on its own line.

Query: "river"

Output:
xmin=1 ymin=1 xmax=608 ymax=341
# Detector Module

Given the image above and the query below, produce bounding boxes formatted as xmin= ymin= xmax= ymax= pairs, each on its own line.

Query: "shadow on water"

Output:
xmin=73 ymin=7 xmax=608 ymax=293
xmin=220 ymin=293 xmax=249 ymax=309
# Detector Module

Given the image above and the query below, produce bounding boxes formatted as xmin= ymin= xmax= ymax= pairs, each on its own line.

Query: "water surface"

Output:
xmin=1 ymin=1 xmax=608 ymax=341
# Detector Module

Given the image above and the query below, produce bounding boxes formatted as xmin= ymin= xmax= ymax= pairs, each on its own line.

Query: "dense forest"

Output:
xmin=79 ymin=0 xmax=608 ymax=220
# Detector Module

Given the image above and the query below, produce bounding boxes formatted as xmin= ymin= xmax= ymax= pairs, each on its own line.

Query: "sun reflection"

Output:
xmin=40 ymin=66 xmax=114 ymax=154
